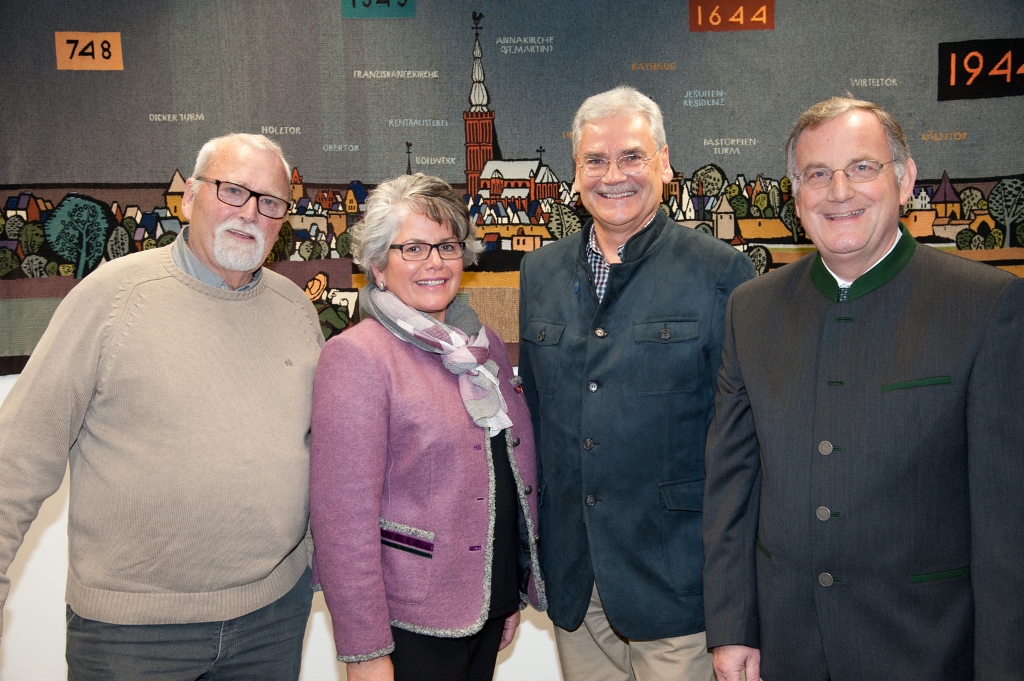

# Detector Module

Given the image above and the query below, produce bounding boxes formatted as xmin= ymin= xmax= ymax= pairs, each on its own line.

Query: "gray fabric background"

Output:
xmin=0 ymin=0 xmax=1021 ymax=185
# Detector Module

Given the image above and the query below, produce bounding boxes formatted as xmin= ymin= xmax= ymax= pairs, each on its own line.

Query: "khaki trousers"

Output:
xmin=554 ymin=583 xmax=714 ymax=681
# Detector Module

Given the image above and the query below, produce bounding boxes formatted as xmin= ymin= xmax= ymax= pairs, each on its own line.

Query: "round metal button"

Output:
xmin=524 ymin=485 xmax=533 ymax=495
xmin=818 ymin=572 xmax=834 ymax=587
xmin=595 ymin=328 xmax=607 ymax=338
xmin=585 ymin=494 xmax=596 ymax=506
xmin=816 ymin=506 xmax=831 ymax=521
xmin=660 ymin=328 xmax=671 ymax=340
xmin=818 ymin=440 xmax=833 ymax=456
xmin=583 ymin=438 xmax=594 ymax=450
xmin=587 ymin=381 xmax=598 ymax=392
xmin=536 ymin=330 xmax=545 ymax=341
xmin=511 ymin=437 xmax=521 ymax=447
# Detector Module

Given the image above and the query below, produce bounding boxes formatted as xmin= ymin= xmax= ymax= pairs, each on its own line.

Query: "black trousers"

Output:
xmin=391 ymin=614 xmax=508 ymax=681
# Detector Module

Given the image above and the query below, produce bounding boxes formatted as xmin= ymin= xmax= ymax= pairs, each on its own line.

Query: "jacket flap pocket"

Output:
xmin=523 ymin=319 xmax=565 ymax=345
xmin=659 ymin=478 xmax=704 ymax=511
xmin=634 ymin=319 xmax=699 ymax=344
xmin=881 ymin=375 xmax=951 ymax=391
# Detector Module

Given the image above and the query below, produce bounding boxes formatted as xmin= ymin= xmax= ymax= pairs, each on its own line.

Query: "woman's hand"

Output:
xmin=498 ymin=610 xmax=521 ymax=651
xmin=346 ymin=654 xmax=395 ymax=681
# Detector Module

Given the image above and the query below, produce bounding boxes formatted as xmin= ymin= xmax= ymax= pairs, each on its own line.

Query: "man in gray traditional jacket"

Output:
xmin=703 ymin=97 xmax=1024 ymax=680
xmin=518 ymin=86 xmax=754 ymax=681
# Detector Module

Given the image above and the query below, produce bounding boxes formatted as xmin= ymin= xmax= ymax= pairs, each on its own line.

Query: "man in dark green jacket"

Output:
xmin=518 ymin=86 xmax=755 ymax=681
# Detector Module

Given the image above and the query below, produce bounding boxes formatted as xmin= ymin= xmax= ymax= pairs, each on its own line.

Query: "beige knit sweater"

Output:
xmin=0 ymin=247 xmax=323 ymax=634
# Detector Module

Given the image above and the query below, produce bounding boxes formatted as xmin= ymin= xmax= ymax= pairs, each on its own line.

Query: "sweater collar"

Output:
xmin=810 ymin=222 xmax=917 ymax=302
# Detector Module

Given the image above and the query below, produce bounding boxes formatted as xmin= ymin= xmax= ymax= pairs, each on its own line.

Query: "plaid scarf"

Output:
xmin=360 ymin=285 xmax=512 ymax=432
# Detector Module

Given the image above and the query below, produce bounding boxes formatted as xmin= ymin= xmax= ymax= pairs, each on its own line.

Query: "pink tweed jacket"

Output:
xmin=310 ymin=318 xmax=545 ymax=662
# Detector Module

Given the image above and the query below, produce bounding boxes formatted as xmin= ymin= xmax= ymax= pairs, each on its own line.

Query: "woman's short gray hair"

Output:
xmin=571 ymin=86 xmax=667 ymax=158
xmin=352 ymin=173 xmax=483 ymax=281
xmin=786 ymin=97 xmax=911 ymax=198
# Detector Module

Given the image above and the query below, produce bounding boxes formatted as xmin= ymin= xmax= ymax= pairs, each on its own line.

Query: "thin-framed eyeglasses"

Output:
xmin=797 ymin=160 xmax=897 ymax=190
xmin=389 ymin=241 xmax=466 ymax=261
xmin=576 ymin=150 xmax=659 ymax=178
xmin=194 ymin=177 xmax=290 ymax=219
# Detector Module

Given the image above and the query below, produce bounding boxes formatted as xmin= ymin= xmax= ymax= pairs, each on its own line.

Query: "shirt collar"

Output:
xmin=171 ymin=226 xmax=262 ymax=291
xmin=822 ymin=227 xmax=903 ymax=288
xmin=811 ymin=223 xmax=917 ymax=302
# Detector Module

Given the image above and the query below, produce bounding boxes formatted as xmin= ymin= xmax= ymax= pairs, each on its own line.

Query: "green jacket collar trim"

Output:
xmin=810 ymin=223 xmax=917 ymax=302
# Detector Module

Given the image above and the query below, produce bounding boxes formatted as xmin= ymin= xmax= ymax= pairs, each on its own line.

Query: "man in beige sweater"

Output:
xmin=0 ymin=134 xmax=324 ymax=679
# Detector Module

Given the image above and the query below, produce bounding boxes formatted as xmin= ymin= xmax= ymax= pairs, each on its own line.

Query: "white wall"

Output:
xmin=0 ymin=374 xmax=562 ymax=680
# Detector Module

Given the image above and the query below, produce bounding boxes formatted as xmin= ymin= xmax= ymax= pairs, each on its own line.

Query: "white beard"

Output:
xmin=213 ymin=218 xmax=268 ymax=272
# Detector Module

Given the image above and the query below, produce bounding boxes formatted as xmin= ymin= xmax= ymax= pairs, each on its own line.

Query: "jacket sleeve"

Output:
xmin=967 ymin=276 xmax=1024 ymax=676
xmin=309 ymin=333 xmax=395 ymax=661
xmin=0 ymin=277 xmax=112 ymax=636
xmin=517 ymin=255 xmax=542 ymax=475
xmin=702 ymin=291 xmax=762 ymax=650
xmin=707 ymin=251 xmax=757 ymax=410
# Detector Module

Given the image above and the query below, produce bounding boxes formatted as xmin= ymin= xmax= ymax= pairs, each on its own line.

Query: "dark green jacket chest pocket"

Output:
xmin=522 ymin=319 xmax=565 ymax=395
xmin=633 ymin=319 xmax=703 ymax=395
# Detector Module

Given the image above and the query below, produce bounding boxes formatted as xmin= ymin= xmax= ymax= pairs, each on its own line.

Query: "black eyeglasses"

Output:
xmin=194 ymin=177 xmax=289 ymax=219
xmin=796 ymin=160 xmax=897 ymax=190
xmin=389 ymin=241 xmax=466 ymax=261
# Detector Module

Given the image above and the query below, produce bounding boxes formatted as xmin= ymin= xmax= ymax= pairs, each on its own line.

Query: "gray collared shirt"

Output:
xmin=170 ymin=226 xmax=262 ymax=291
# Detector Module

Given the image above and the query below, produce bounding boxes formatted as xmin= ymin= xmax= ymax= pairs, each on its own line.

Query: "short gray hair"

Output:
xmin=571 ymin=86 xmax=667 ymax=158
xmin=786 ymin=97 xmax=911 ymax=198
xmin=352 ymin=173 xmax=483 ymax=282
xmin=190 ymin=133 xmax=291 ymax=195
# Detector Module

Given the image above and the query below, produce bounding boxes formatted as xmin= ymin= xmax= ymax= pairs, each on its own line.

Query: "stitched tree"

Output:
xmin=958 ymin=187 xmax=983 ymax=221
xmin=692 ymin=164 xmax=726 ymax=197
xmin=0 ymin=247 xmax=18 ymax=278
xmin=21 ymin=254 xmax=47 ymax=277
xmin=780 ymin=199 xmax=802 ymax=242
xmin=44 ymin=194 xmax=114 ymax=278
xmin=987 ymin=179 xmax=1024 ymax=246
xmin=546 ymin=201 xmax=582 ymax=240
xmin=19 ymin=221 xmax=44 ymax=256
xmin=106 ymin=224 xmax=132 ymax=260
xmin=335 ymin=231 xmax=352 ymax=258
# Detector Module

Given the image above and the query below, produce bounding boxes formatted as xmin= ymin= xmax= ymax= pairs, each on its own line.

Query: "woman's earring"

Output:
xmin=378 ymin=281 xmax=387 ymax=291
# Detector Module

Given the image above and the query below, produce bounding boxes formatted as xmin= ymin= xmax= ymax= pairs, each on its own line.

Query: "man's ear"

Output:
xmin=659 ymin=146 xmax=672 ymax=184
xmin=181 ymin=179 xmax=195 ymax=222
xmin=898 ymin=158 xmax=918 ymax=205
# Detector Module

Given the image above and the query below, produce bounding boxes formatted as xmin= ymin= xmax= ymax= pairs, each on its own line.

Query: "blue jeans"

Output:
xmin=66 ymin=567 xmax=313 ymax=681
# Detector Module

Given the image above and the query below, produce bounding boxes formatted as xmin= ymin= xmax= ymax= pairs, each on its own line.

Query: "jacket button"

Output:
xmin=818 ymin=440 xmax=833 ymax=455
xmin=537 ymin=330 xmax=545 ymax=341
xmin=582 ymin=438 xmax=594 ymax=450
xmin=587 ymin=381 xmax=598 ymax=392
xmin=660 ymin=328 xmax=671 ymax=340
xmin=524 ymin=485 xmax=533 ymax=494
xmin=511 ymin=437 xmax=521 ymax=447
xmin=818 ymin=572 xmax=834 ymax=587
xmin=816 ymin=506 xmax=831 ymax=521
xmin=595 ymin=328 xmax=607 ymax=338
xmin=585 ymin=494 xmax=596 ymax=506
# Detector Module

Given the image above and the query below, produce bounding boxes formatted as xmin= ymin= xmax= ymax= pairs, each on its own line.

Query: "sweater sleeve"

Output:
xmin=309 ymin=331 xmax=395 ymax=661
xmin=0 ymin=275 xmax=118 ymax=635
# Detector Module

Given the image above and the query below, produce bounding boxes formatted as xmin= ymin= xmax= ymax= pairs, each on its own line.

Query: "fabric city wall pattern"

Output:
xmin=1 ymin=1 xmax=1022 ymax=373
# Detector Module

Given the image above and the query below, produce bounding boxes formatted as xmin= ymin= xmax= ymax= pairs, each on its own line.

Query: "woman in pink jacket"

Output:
xmin=310 ymin=173 xmax=545 ymax=681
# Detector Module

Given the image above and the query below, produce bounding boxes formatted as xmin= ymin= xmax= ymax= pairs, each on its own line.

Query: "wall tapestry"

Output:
xmin=1 ymin=0 xmax=1022 ymax=373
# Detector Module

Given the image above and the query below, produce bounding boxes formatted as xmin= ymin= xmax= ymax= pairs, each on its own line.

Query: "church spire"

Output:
xmin=469 ymin=12 xmax=489 ymax=112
